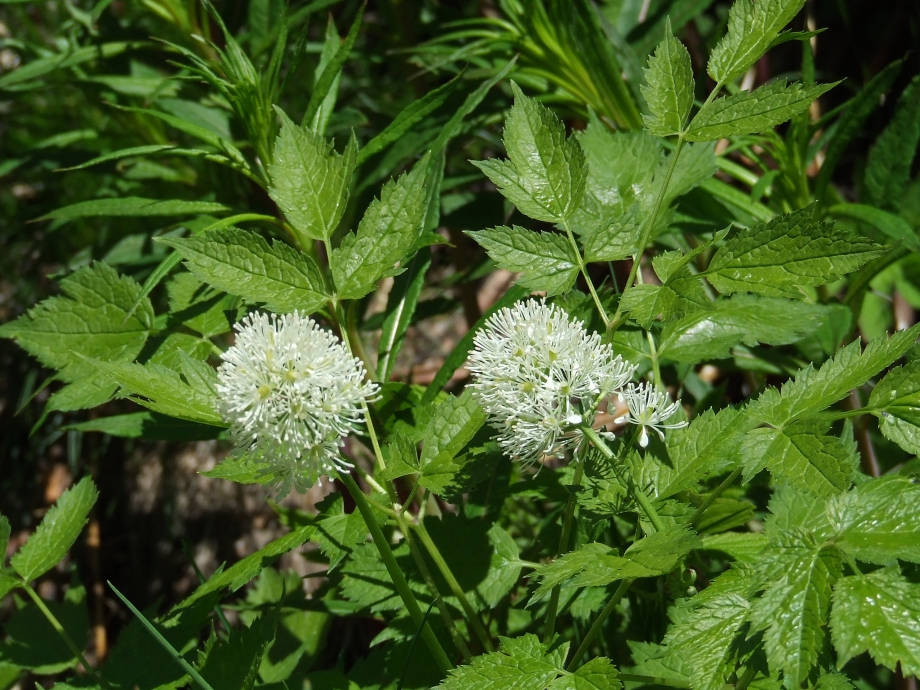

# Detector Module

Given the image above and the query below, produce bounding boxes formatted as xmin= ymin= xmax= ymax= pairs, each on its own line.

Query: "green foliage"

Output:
xmin=472 ymin=83 xmax=586 ymax=224
xmin=161 ymin=228 xmax=328 ymax=313
xmin=4 ymin=1 xmax=920 ymax=688
xmin=10 ymin=477 xmax=98 ymax=583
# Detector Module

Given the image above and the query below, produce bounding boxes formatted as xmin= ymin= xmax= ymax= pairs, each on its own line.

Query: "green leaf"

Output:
xmin=160 ymin=228 xmax=327 ymax=314
xmin=620 ymin=248 xmax=710 ymax=328
xmin=533 ymin=527 xmax=700 ymax=603
xmin=741 ymin=420 xmax=857 ymax=496
xmin=165 ymin=272 xmax=234 ymax=339
xmin=0 ymin=41 xmax=143 ymax=89
xmin=549 ymin=658 xmax=621 ymax=690
xmin=708 ymin=0 xmax=806 ymax=82
xmin=658 ymin=295 xmax=826 ymax=363
xmin=869 ymin=361 xmax=920 ymax=453
xmin=418 ymin=390 xmax=487 ymax=494
xmin=268 ymin=109 xmax=356 ymax=244
xmin=705 ymin=206 xmax=884 ymax=297
xmin=332 ymin=154 xmax=429 ymax=300
xmin=663 ymin=567 xmax=754 ymax=690
xmin=377 ymin=249 xmax=430 ymax=381
xmin=59 ymin=145 xmax=215 ymax=171
xmin=747 ymin=324 xmax=920 ymax=427
xmin=826 ymin=203 xmax=920 ymax=252
xmin=749 ymin=535 xmax=842 ymax=687
xmin=66 ymin=412 xmax=223 ymax=441
xmin=830 ymin=566 xmax=920 ymax=675
xmin=583 ymin=207 xmax=641 ymax=263
xmin=436 ymin=634 xmax=566 ymax=689
xmin=472 ymin=82 xmax=586 ymax=223
xmin=0 ymin=586 xmax=89 ymax=674
xmin=700 ymin=532 xmax=768 ymax=562
xmin=11 ymin=477 xmax=98 ymax=582
xmin=687 ymin=81 xmax=836 ymax=141
xmin=85 ymin=355 xmax=224 ymax=425
xmin=302 ymin=7 xmax=363 ymax=128
xmin=827 ymin=475 xmax=920 ymax=565
xmin=0 ymin=262 xmax=153 ymax=388
xmin=38 ymin=197 xmax=229 ymax=222
xmin=199 ymin=613 xmax=277 ymax=690
xmin=864 ymin=74 xmax=920 ymax=209
xmin=478 ymin=523 xmax=523 ymax=609
xmin=467 ymin=226 xmax=579 ymax=296
xmin=642 ymin=20 xmax=695 ymax=137
xmin=658 ymin=407 xmax=749 ymax=497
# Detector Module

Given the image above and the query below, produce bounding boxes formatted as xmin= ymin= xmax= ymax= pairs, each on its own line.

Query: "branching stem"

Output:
xmin=562 ymin=218 xmax=610 ymax=328
xmin=688 ymin=467 xmax=742 ymax=526
xmin=567 ymin=578 xmax=633 ymax=669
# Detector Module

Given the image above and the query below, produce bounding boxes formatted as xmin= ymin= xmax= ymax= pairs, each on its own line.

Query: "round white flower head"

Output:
xmin=467 ymin=300 xmax=635 ymax=464
xmin=614 ymin=382 xmax=687 ymax=448
xmin=216 ymin=311 xmax=377 ymax=496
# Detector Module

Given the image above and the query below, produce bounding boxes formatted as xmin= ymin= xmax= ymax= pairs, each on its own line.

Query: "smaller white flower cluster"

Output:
xmin=614 ymin=382 xmax=687 ymax=448
xmin=468 ymin=301 xmax=686 ymax=463
xmin=216 ymin=311 xmax=377 ymax=496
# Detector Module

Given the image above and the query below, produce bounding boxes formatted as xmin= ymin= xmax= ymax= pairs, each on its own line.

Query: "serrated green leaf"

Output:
xmin=747 ymin=324 xmax=920 ymax=427
xmin=332 ymin=154 xmax=429 ymax=300
xmin=199 ymin=613 xmax=277 ymax=690
xmin=826 ymin=203 xmax=920 ymax=252
xmin=533 ymin=526 xmax=700 ymax=603
xmin=658 ymin=295 xmax=826 ymax=363
xmin=830 ymin=566 xmax=920 ymax=675
xmin=472 ymin=83 xmax=586 ymax=223
xmin=0 ymin=262 xmax=153 ymax=386
xmin=268 ymin=109 xmax=356 ymax=244
xmin=642 ymin=21 xmax=694 ymax=137
xmin=708 ymin=0 xmax=806 ymax=82
xmin=827 ymin=475 xmax=920 ymax=565
xmin=700 ymin=532 xmax=768 ymax=562
xmin=11 ymin=477 xmax=98 ymax=582
xmin=749 ymin=535 xmax=842 ymax=687
xmin=85 ymin=355 xmax=224 ymax=425
xmin=583 ymin=207 xmax=641 ymax=263
xmin=663 ymin=567 xmax=754 ymax=690
xmin=436 ymin=634 xmax=565 ymax=689
xmin=38 ymin=197 xmax=229 ymax=222
xmin=687 ymin=81 xmax=836 ymax=141
xmin=741 ymin=420 xmax=856 ymax=496
xmin=705 ymin=206 xmax=885 ymax=297
xmin=418 ymin=390 xmax=487 ymax=494
xmin=160 ymin=228 xmax=327 ymax=314
xmin=864 ymin=74 xmax=920 ymax=209
xmin=868 ymin=361 xmax=920 ymax=453
xmin=549 ymin=658 xmax=622 ymax=690
xmin=479 ymin=523 xmax=523 ymax=609
xmin=467 ymin=226 xmax=579 ymax=296
xmin=620 ymin=248 xmax=710 ymax=328
xmin=657 ymin=407 xmax=749 ymax=497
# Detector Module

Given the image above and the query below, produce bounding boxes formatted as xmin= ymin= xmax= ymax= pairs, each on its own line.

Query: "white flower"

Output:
xmin=216 ymin=311 xmax=377 ymax=496
xmin=614 ymin=382 xmax=687 ymax=448
xmin=467 ymin=300 xmax=635 ymax=464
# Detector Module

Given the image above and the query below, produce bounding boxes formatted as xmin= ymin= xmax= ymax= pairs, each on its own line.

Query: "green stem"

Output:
xmin=688 ymin=467 xmax=742 ymax=526
xmin=24 ymin=583 xmax=108 ymax=688
xmin=544 ymin=447 xmax=587 ymax=642
xmin=562 ymin=218 xmax=610 ymax=328
xmin=413 ymin=519 xmax=495 ymax=652
xmin=340 ymin=473 xmax=453 ymax=673
xmin=734 ymin=664 xmax=759 ymax=690
xmin=646 ymin=330 xmax=661 ymax=387
xmin=400 ymin=517 xmax=474 ymax=662
xmin=566 ymin=578 xmax=633 ymax=669
xmin=580 ymin=426 xmax=665 ymax=532
xmin=610 ymin=136 xmax=686 ymax=328
xmin=844 ymin=552 xmax=863 ymax=576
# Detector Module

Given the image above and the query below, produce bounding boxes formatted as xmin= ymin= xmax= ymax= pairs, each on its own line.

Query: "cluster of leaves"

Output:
xmin=2 ymin=0 xmax=920 ymax=689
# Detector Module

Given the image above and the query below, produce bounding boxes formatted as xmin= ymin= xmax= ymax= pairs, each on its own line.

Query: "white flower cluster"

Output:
xmin=614 ymin=382 xmax=687 ymax=448
xmin=468 ymin=301 xmax=635 ymax=464
xmin=216 ymin=311 xmax=377 ymax=496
